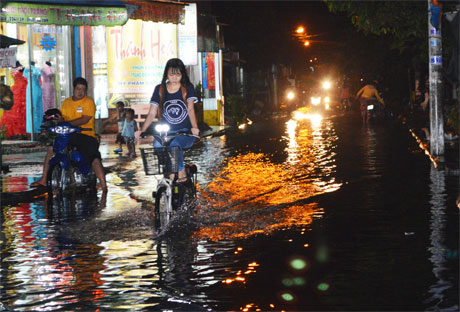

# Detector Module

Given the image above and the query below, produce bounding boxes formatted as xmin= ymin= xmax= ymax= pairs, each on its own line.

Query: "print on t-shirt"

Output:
xmin=163 ymin=99 xmax=188 ymax=125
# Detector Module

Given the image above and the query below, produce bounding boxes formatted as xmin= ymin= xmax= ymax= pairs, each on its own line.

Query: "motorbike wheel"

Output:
xmin=154 ymin=187 xmax=172 ymax=232
xmin=47 ymin=163 xmax=64 ymax=199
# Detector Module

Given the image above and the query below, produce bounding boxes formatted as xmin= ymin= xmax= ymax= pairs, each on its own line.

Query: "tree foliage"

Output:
xmin=323 ymin=0 xmax=427 ymax=54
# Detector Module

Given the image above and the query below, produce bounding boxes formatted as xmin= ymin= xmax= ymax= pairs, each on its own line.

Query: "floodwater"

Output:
xmin=1 ymin=110 xmax=458 ymax=311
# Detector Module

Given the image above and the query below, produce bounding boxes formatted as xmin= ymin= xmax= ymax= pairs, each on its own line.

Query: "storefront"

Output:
xmin=1 ymin=0 xmax=199 ymax=136
xmin=0 ymin=0 xmax=129 ymax=138
xmin=107 ymin=1 xmax=197 ymax=130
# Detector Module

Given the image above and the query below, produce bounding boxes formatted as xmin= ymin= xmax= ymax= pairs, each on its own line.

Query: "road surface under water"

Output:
xmin=1 ymin=110 xmax=458 ymax=311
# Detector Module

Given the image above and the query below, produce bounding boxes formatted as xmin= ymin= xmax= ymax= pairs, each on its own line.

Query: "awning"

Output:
xmin=0 ymin=35 xmax=25 ymax=69
xmin=123 ymin=0 xmax=185 ymax=24
xmin=0 ymin=34 xmax=25 ymax=49
xmin=0 ymin=0 xmax=132 ymax=26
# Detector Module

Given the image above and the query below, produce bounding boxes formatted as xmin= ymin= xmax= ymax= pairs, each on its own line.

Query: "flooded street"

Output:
xmin=1 ymin=111 xmax=458 ymax=311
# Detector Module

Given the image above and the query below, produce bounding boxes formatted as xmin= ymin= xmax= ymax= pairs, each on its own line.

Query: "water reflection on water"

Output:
xmin=195 ymin=114 xmax=341 ymax=241
xmin=1 ymin=112 xmax=458 ymax=311
xmin=426 ymin=166 xmax=458 ymax=310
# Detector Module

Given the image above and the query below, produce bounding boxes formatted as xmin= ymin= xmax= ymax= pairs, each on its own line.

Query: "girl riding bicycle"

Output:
xmin=136 ymin=58 xmax=200 ymax=182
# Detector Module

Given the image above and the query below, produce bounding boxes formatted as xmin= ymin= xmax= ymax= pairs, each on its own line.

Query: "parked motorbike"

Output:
xmin=45 ymin=122 xmax=96 ymax=198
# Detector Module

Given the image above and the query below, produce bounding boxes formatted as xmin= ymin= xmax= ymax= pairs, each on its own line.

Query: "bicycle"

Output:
xmin=140 ymin=124 xmax=199 ymax=233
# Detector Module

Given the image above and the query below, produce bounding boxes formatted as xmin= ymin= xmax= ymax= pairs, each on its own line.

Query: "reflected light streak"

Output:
xmin=285 ymin=119 xmax=299 ymax=165
xmin=292 ymin=110 xmax=322 ymax=128
xmin=222 ymin=261 xmax=259 ymax=285
xmin=196 ymin=115 xmax=341 ymax=241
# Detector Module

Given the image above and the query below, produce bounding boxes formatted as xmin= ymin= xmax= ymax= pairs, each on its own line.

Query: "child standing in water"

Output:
xmin=105 ymin=101 xmax=126 ymax=154
xmin=122 ymin=108 xmax=138 ymax=158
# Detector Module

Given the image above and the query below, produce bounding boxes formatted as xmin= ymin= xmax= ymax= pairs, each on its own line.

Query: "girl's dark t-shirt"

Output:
xmin=149 ymin=83 xmax=197 ymax=131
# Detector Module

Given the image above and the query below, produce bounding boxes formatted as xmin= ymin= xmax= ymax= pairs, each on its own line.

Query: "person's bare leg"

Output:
xmin=31 ymin=146 xmax=53 ymax=187
xmin=131 ymin=142 xmax=137 ymax=157
xmin=92 ymin=158 xmax=107 ymax=192
xmin=178 ymin=168 xmax=187 ymax=181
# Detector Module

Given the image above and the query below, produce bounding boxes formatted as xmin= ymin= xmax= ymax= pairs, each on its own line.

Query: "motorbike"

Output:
xmin=45 ymin=122 xmax=96 ymax=198
xmin=309 ymin=91 xmax=331 ymax=113
xmin=365 ymin=99 xmax=386 ymax=123
xmin=280 ymin=88 xmax=298 ymax=111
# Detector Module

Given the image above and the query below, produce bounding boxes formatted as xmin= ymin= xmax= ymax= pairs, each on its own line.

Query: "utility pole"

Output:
xmin=272 ymin=64 xmax=278 ymax=110
xmin=428 ymin=0 xmax=445 ymax=157
xmin=27 ymin=25 xmax=35 ymax=141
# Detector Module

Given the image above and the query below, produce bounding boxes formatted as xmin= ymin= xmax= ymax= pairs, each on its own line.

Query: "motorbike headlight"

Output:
xmin=155 ymin=124 xmax=170 ymax=133
xmin=322 ymin=81 xmax=331 ymax=90
xmin=311 ymin=97 xmax=321 ymax=105
xmin=53 ymin=125 xmax=73 ymax=134
xmin=287 ymin=91 xmax=295 ymax=100
xmin=324 ymin=96 xmax=330 ymax=103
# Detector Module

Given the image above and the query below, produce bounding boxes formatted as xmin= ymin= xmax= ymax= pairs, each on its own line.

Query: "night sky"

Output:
xmin=206 ymin=1 xmax=356 ymax=72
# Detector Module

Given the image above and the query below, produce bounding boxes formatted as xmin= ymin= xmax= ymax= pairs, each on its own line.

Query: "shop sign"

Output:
xmin=0 ymin=2 xmax=128 ymax=26
xmin=106 ymin=19 xmax=177 ymax=106
xmin=202 ymin=52 xmax=215 ymax=90
xmin=124 ymin=0 xmax=185 ymax=24
xmin=0 ymin=47 xmax=18 ymax=68
xmin=178 ymin=3 xmax=197 ymax=66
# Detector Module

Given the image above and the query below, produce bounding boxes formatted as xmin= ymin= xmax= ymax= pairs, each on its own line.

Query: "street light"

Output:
xmin=296 ymin=26 xmax=305 ymax=34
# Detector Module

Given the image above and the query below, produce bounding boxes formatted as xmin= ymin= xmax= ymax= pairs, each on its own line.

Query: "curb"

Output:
xmin=1 ymin=142 xmax=48 ymax=154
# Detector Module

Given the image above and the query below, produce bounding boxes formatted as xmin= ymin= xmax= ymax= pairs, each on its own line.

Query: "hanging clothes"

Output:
xmin=24 ymin=65 xmax=43 ymax=134
xmin=41 ymin=62 xmax=56 ymax=112
xmin=0 ymin=69 xmax=28 ymax=137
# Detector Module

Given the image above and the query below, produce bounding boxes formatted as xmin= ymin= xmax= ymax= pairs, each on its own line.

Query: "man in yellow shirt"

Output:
xmin=31 ymin=78 xmax=107 ymax=192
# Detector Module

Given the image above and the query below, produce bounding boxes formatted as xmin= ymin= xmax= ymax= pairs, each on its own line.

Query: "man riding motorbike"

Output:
xmin=31 ymin=78 xmax=107 ymax=192
xmin=356 ymin=80 xmax=385 ymax=124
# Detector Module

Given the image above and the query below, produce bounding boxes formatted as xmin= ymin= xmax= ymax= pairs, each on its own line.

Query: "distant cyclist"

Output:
xmin=356 ymin=80 xmax=385 ymax=124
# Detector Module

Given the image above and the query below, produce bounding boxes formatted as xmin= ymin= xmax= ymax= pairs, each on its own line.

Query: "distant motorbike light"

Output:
xmin=287 ymin=91 xmax=295 ymax=100
xmin=155 ymin=124 xmax=170 ymax=133
xmin=324 ymin=96 xmax=330 ymax=103
xmin=322 ymin=81 xmax=331 ymax=90
xmin=311 ymin=97 xmax=321 ymax=105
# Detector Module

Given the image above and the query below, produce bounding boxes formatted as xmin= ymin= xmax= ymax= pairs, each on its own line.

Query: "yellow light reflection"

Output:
xmin=222 ymin=261 xmax=259 ymax=285
xmin=195 ymin=112 xmax=342 ymax=241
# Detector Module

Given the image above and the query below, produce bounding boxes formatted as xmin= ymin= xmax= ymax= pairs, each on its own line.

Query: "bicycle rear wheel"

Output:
xmin=154 ymin=186 xmax=172 ymax=231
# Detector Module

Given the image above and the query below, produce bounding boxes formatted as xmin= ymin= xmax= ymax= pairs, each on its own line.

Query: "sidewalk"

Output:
xmin=1 ymin=125 xmax=228 ymax=204
xmin=399 ymin=116 xmax=459 ymax=173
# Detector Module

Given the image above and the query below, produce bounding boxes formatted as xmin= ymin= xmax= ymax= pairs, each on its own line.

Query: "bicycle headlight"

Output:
xmin=155 ymin=124 xmax=170 ymax=133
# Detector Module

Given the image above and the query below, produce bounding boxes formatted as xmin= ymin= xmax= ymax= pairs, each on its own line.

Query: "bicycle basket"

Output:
xmin=140 ymin=146 xmax=181 ymax=175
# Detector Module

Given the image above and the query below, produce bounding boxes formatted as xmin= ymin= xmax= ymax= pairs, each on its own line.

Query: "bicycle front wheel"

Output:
xmin=154 ymin=186 xmax=172 ymax=231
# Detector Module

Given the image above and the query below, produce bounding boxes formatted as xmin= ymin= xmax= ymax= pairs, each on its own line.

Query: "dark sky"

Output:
xmin=205 ymin=1 xmax=355 ymax=71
